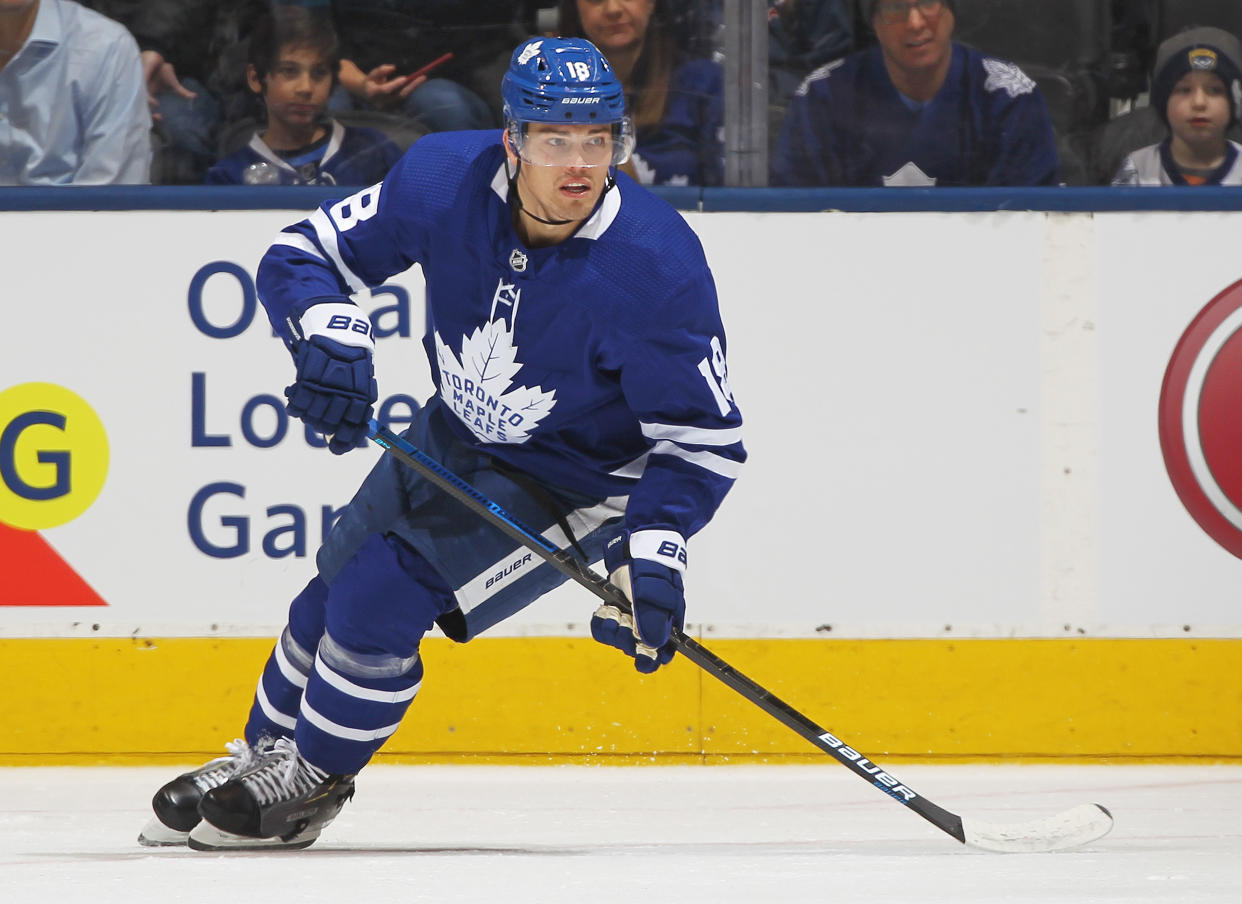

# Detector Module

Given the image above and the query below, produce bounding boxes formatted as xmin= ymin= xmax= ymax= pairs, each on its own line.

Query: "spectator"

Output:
xmin=675 ymin=1 xmax=853 ymax=105
xmin=771 ymin=0 xmax=1059 ymax=186
xmin=83 ymin=0 xmax=245 ymax=184
xmin=559 ymin=0 xmax=723 ymax=186
xmin=205 ymin=6 xmax=401 ymax=186
xmin=1112 ymin=27 xmax=1242 ymax=186
xmin=769 ymin=0 xmax=854 ymax=106
xmin=317 ymin=0 xmax=523 ymax=133
xmin=0 ymin=0 xmax=150 ymax=184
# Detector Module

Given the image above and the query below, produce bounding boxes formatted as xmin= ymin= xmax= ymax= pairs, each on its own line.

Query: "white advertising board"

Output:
xmin=1 ymin=207 xmax=1240 ymax=638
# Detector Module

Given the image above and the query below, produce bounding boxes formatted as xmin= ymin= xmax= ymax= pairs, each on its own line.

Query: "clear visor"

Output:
xmin=510 ymin=119 xmax=634 ymax=168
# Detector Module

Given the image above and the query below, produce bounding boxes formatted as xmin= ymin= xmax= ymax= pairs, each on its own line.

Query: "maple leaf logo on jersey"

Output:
xmin=883 ymin=161 xmax=936 ymax=186
xmin=982 ymin=59 xmax=1036 ymax=98
xmin=434 ymin=279 xmax=557 ymax=444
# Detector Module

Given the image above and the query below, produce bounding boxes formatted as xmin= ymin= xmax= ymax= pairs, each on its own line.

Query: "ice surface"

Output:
xmin=2 ymin=764 xmax=1239 ymax=903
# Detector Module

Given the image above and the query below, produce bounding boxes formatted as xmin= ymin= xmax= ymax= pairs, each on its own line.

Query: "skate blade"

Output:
xmin=137 ymin=815 xmax=190 ymax=847
xmin=187 ymin=820 xmax=319 ymax=852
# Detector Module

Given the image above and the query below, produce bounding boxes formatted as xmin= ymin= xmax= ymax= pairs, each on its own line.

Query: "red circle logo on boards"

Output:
xmin=1159 ymin=277 xmax=1242 ymax=559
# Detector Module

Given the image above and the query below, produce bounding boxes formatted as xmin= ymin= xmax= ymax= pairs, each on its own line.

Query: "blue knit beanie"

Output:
xmin=1151 ymin=26 xmax=1242 ymax=126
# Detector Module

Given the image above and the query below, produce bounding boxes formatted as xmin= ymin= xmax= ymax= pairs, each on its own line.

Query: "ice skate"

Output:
xmin=137 ymin=737 xmax=270 ymax=847
xmin=188 ymin=737 xmax=355 ymax=852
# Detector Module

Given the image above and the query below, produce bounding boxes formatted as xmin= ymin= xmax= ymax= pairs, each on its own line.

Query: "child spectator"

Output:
xmin=558 ymin=0 xmax=724 ymax=186
xmin=205 ymin=6 xmax=401 ymax=186
xmin=771 ymin=0 xmax=1059 ymax=186
xmin=0 ymin=0 xmax=150 ymax=184
xmin=1112 ymin=26 xmax=1242 ymax=186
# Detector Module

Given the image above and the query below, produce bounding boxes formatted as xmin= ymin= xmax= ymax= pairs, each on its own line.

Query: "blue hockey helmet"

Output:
xmin=502 ymin=37 xmax=634 ymax=166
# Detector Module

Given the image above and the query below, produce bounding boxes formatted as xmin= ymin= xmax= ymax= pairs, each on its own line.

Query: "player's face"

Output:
xmin=873 ymin=0 xmax=955 ymax=77
xmin=576 ymin=0 xmax=655 ymax=55
xmin=1167 ymin=71 xmax=1232 ymax=150
xmin=250 ymin=45 xmax=333 ymax=132
xmin=507 ymin=123 xmax=613 ymax=223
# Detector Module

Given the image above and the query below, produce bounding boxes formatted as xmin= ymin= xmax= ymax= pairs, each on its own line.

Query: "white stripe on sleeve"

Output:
xmin=649 ymin=440 xmax=744 ymax=480
xmin=640 ymin=421 xmax=743 ymax=446
xmin=270 ymin=231 xmax=326 ymax=261
xmin=308 ymin=208 xmax=367 ymax=293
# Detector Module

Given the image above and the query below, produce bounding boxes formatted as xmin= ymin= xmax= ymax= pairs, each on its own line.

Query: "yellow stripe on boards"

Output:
xmin=0 ymin=637 xmax=1238 ymax=765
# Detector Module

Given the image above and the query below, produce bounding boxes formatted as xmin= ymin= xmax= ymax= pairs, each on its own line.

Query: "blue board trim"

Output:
xmin=3 ymin=184 xmax=1242 ymax=213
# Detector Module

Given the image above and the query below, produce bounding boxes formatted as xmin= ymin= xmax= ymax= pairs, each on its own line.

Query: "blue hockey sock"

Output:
xmin=245 ymin=577 xmax=328 ymax=745
xmin=294 ymin=632 xmax=423 ymax=775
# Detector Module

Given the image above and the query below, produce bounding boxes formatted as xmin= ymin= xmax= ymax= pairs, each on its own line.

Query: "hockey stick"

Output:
xmin=366 ymin=420 xmax=1113 ymax=853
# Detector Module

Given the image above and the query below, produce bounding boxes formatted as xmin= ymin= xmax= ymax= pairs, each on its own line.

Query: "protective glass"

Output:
xmin=875 ymin=0 xmax=944 ymax=25
xmin=510 ymin=120 xmax=635 ymax=167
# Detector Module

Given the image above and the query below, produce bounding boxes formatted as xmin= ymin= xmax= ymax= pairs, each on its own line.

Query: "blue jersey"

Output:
xmin=257 ymin=130 xmax=745 ymax=542
xmin=205 ymin=121 xmax=402 ymax=187
xmin=630 ymin=58 xmax=724 ymax=187
xmin=772 ymin=43 xmax=1059 ymax=187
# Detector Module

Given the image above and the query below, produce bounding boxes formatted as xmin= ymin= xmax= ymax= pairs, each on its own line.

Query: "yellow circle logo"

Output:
xmin=0 ymin=383 xmax=109 ymax=530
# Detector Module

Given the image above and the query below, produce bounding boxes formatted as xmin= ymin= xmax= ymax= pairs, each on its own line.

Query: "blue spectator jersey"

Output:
xmin=256 ymin=130 xmax=745 ymax=543
xmin=205 ymin=121 xmax=401 ymax=186
xmin=771 ymin=42 xmax=1059 ymax=187
xmin=631 ymin=58 xmax=724 ymax=187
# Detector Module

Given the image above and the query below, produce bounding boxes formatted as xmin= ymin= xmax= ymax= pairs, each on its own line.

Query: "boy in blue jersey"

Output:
xmin=140 ymin=36 xmax=745 ymax=852
xmin=1112 ymin=27 xmax=1242 ymax=187
xmin=771 ymin=0 xmax=1059 ymax=186
xmin=204 ymin=6 xmax=401 ymax=186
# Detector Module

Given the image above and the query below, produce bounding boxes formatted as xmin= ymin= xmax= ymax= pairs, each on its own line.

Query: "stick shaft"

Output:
xmin=367 ymin=420 xmax=966 ymax=844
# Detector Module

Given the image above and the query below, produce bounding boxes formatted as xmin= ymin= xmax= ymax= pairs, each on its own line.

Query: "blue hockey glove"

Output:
xmin=591 ymin=530 xmax=687 ymax=674
xmin=285 ymin=334 xmax=378 ymax=454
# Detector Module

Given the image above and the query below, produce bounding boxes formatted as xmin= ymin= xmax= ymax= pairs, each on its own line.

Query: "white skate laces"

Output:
xmin=239 ymin=737 xmax=329 ymax=807
xmin=190 ymin=738 xmax=257 ymax=793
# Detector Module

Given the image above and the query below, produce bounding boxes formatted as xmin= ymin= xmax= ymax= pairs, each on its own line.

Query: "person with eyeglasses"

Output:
xmin=771 ymin=0 xmax=1059 ymax=186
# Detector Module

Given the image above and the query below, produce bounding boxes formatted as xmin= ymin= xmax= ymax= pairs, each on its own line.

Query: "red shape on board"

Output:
xmin=0 ymin=522 xmax=107 ymax=606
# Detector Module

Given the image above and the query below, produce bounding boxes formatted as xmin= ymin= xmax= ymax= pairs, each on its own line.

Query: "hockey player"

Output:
xmin=139 ymin=36 xmax=745 ymax=851
xmin=204 ymin=6 xmax=401 ymax=187
xmin=770 ymin=0 xmax=1059 ymax=186
xmin=1112 ymin=27 xmax=1242 ymax=187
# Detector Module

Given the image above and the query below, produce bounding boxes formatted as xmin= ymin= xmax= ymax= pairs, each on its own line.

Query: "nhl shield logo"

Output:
xmin=509 ymin=249 xmax=528 ymax=272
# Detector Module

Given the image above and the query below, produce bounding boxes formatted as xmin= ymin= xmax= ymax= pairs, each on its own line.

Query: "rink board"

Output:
xmin=4 ymin=201 xmax=1242 ymax=759
xmin=1 ymin=636 xmax=1238 ymax=764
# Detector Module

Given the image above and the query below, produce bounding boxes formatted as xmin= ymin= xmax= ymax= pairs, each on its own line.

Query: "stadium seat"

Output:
xmin=1089 ymin=104 xmax=1165 ymax=183
xmin=1156 ymin=1 xmax=1242 ymax=44
xmin=953 ymin=0 xmax=1110 ymax=72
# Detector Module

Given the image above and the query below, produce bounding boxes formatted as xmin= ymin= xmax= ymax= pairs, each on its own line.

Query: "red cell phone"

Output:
xmin=405 ymin=52 xmax=454 ymax=83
